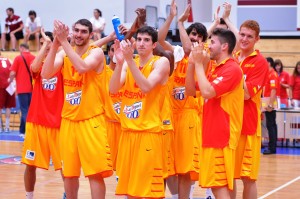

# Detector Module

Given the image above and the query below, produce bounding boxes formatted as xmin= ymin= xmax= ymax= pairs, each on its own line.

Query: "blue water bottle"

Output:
xmin=112 ymin=15 xmax=124 ymax=41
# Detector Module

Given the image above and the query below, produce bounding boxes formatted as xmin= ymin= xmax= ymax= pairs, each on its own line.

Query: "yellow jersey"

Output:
xmin=62 ymin=45 xmax=105 ymax=120
xmin=120 ymin=55 xmax=164 ymax=132
xmin=104 ymin=65 xmax=123 ymax=122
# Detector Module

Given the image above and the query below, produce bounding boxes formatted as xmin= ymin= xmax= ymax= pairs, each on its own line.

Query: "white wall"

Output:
xmin=298 ymin=0 xmax=300 ymax=29
xmin=0 ymin=0 xmax=125 ymax=35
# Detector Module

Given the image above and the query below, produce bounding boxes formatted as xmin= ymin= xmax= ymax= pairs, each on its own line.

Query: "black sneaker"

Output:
xmin=263 ymin=149 xmax=276 ymax=155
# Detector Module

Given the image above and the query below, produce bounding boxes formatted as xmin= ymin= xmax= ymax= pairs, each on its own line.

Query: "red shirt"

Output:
xmin=0 ymin=57 xmax=11 ymax=88
xmin=277 ymin=71 xmax=290 ymax=99
xmin=202 ymin=58 xmax=244 ymax=148
xmin=10 ymin=52 xmax=35 ymax=93
xmin=5 ymin=15 xmax=23 ymax=32
xmin=264 ymin=69 xmax=279 ymax=97
xmin=290 ymin=75 xmax=300 ymax=100
xmin=235 ymin=50 xmax=269 ymax=135
xmin=26 ymin=70 xmax=64 ymax=128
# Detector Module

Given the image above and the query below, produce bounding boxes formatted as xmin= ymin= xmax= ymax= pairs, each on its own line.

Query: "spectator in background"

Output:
xmin=274 ymin=59 xmax=291 ymax=108
xmin=1 ymin=7 xmax=24 ymax=51
xmin=24 ymin=10 xmax=42 ymax=51
xmin=0 ymin=52 xmax=16 ymax=132
xmin=263 ymin=57 xmax=278 ymax=155
xmin=290 ymin=61 xmax=300 ymax=108
xmin=8 ymin=43 xmax=35 ymax=138
xmin=90 ymin=9 xmax=106 ymax=40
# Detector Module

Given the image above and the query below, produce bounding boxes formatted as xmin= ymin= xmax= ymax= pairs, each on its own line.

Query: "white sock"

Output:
xmin=206 ymin=188 xmax=215 ymax=198
xmin=26 ymin=192 xmax=34 ymax=199
xmin=189 ymin=184 xmax=195 ymax=199
xmin=171 ymin=194 xmax=179 ymax=199
xmin=5 ymin=117 xmax=9 ymax=129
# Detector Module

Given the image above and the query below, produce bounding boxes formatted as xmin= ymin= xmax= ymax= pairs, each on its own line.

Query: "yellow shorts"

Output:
xmin=199 ymin=146 xmax=235 ymax=190
xmin=234 ymin=134 xmax=261 ymax=180
xmin=60 ymin=115 xmax=113 ymax=177
xmin=173 ymin=109 xmax=200 ymax=178
xmin=106 ymin=121 xmax=121 ymax=171
xmin=116 ymin=131 xmax=164 ymax=198
xmin=21 ymin=122 xmax=61 ymax=170
xmin=162 ymin=130 xmax=175 ymax=178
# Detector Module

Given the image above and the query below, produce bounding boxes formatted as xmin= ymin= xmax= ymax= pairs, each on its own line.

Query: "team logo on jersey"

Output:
xmin=123 ymin=101 xmax=142 ymax=119
xmin=173 ymin=87 xmax=185 ymax=100
xmin=213 ymin=76 xmax=223 ymax=84
xmin=113 ymin=102 xmax=121 ymax=114
xmin=42 ymin=77 xmax=58 ymax=91
xmin=25 ymin=150 xmax=35 ymax=160
xmin=66 ymin=90 xmax=82 ymax=105
xmin=1 ymin=60 xmax=8 ymax=68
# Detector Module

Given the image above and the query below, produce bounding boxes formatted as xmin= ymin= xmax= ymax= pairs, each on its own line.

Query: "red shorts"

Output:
xmin=0 ymin=88 xmax=16 ymax=108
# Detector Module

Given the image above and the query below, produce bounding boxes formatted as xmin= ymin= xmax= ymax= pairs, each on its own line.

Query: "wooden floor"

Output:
xmin=0 ymin=141 xmax=300 ymax=198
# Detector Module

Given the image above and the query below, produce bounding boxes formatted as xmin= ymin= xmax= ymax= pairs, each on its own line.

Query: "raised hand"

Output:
xmin=222 ymin=2 xmax=232 ymax=20
xmin=120 ymin=39 xmax=134 ymax=61
xmin=135 ymin=8 xmax=146 ymax=28
xmin=214 ymin=5 xmax=221 ymax=24
xmin=54 ymin=20 xmax=69 ymax=43
xmin=178 ymin=3 xmax=191 ymax=23
xmin=40 ymin=28 xmax=52 ymax=44
xmin=191 ymin=42 xmax=208 ymax=66
xmin=170 ymin=0 xmax=177 ymax=18
xmin=114 ymin=39 xmax=125 ymax=66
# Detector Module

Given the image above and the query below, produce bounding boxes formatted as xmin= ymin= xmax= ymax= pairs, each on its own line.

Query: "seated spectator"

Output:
xmin=1 ymin=7 xmax=24 ymax=51
xmin=24 ymin=10 xmax=42 ymax=51
xmin=90 ymin=9 xmax=106 ymax=40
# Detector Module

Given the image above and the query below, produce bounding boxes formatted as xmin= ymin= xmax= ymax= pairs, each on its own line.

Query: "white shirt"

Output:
xmin=89 ymin=17 xmax=105 ymax=31
xmin=25 ymin=16 xmax=42 ymax=31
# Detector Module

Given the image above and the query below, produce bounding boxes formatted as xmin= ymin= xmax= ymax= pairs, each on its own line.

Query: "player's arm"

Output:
xmin=124 ymin=8 xmax=146 ymax=40
xmin=207 ymin=5 xmax=221 ymax=37
xmin=191 ymin=43 xmax=216 ymax=99
xmin=109 ymin=39 xmax=127 ymax=94
xmin=131 ymin=56 xmax=170 ymax=93
xmin=31 ymin=29 xmax=51 ymax=73
xmin=177 ymin=4 xmax=193 ymax=55
xmin=222 ymin=2 xmax=239 ymax=51
xmin=157 ymin=0 xmax=176 ymax=52
xmin=41 ymin=36 xmax=64 ymax=79
xmin=185 ymin=58 xmax=196 ymax=97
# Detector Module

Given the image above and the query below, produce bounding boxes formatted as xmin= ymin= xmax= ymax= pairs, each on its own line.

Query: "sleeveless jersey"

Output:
xmin=120 ymin=55 xmax=164 ymax=132
xmin=62 ymin=45 xmax=105 ymax=121
xmin=104 ymin=65 xmax=123 ymax=122
xmin=160 ymin=77 xmax=174 ymax=131
xmin=171 ymin=56 xmax=199 ymax=111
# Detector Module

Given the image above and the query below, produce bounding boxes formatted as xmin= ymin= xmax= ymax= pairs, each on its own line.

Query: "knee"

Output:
xmin=242 ymin=178 xmax=256 ymax=186
xmin=26 ymin=165 xmax=36 ymax=173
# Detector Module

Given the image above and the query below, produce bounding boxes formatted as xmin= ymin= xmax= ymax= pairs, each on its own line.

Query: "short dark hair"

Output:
xmin=107 ymin=41 xmax=115 ymax=52
xmin=39 ymin=31 xmax=54 ymax=42
xmin=136 ymin=26 xmax=158 ymax=43
xmin=211 ymin=28 xmax=236 ymax=54
xmin=266 ymin=57 xmax=274 ymax=69
xmin=186 ymin=22 xmax=208 ymax=42
xmin=94 ymin=9 xmax=102 ymax=17
xmin=28 ymin=10 xmax=37 ymax=17
xmin=20 ymin=43 xmax=29 ymax=49
xmin=6 ymin=8 xmax=14 ymax=14
xmin=74 ymin=19 xmax=93 ymax=33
